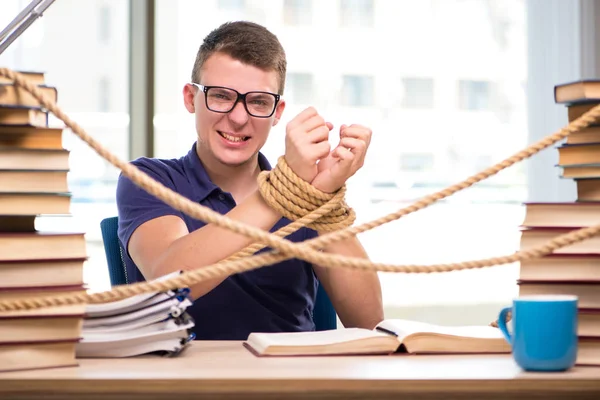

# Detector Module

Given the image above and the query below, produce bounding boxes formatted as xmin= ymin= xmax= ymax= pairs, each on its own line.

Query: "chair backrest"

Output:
xmin=99 ymin=216 xmax=337 ymax=331
xmin=99 ymin=216 xmax=128 ymax=286
xmin=313 ymin=282 xmax=338 ymax=331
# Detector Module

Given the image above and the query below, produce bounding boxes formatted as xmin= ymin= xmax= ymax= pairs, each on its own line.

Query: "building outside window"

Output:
xmin=340 ymin=75 xmax=375 ymax=107
xmin=286 ymin=72 xmax=314 ymax=104
xmin=400 ymin=77 xmax=435 ymax=109
xmin=284 ymin=0 xmax=312 ymax=26
xmin=153 ymin=0 xmax=530 ymax=324
xmin=340 ymin=0 xmax=374 ymax=28
xmin=458 ymin=79 xmax=492 ymax=111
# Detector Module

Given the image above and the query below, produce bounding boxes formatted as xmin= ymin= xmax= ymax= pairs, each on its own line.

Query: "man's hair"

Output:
xmin=191 ymin=21 xmax=287 ymax=95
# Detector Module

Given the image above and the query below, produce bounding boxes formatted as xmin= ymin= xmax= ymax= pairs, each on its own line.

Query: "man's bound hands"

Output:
xmin=284 ymin=107 xmax=372 ymax=194
xmin=284 ymin=107 xmax=333 ymax=184
xmin=311 ymin=123 xmax=372 ymax=193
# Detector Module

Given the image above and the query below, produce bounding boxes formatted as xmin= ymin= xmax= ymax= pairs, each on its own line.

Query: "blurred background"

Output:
xmin=1 ymin=0 xmax=598 ymax=325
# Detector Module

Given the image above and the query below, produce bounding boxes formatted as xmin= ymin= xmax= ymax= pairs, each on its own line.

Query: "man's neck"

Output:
xmin=197 ymin=147 xmax=261 ymax=202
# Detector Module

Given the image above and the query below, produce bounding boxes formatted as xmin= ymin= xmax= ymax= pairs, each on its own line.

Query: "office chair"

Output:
xmin=100 ymin=216 xmax=337 ymax=331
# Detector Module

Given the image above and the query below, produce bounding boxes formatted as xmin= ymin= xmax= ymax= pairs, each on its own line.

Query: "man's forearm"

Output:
xmin=317 ymin=236 xmax=384 ymax=330
xmin=153 ymin=190 xmax=281 ymax=297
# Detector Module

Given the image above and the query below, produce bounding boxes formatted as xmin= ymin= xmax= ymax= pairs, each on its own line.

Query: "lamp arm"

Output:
xmin=0 ymin=0 xmax=57 ymax=56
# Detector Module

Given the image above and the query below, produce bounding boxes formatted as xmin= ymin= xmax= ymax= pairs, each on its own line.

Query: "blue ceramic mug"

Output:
xmin=497 ymin=295 xmax=578 ymax=371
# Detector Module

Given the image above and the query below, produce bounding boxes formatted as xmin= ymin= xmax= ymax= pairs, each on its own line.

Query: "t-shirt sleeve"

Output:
xmin=116 ymin=159 xmax=185 ymax=257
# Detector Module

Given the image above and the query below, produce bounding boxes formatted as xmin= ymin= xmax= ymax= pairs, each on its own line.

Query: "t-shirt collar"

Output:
xmin=183 ymin=141 xmax=272 ymax=202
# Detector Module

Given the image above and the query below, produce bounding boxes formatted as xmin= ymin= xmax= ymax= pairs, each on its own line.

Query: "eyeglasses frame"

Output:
xmin=190 ymin=83 xmax=281 ymax=118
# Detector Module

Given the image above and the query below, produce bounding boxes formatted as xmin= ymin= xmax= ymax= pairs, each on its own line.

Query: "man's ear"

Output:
xmin=272 ymin=98 xmax=286 ymax=126
xmin=182 ymin=84 xmax=196 ymax=113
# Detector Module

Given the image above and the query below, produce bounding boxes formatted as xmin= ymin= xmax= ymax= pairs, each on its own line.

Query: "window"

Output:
xmin=286 ymin=73 xmax=314 ymax=104
xmin=399 ymin=153 xmax=435 ymax=172
xmin=218 ymin=0 xmax=245 ymax=11
xmin=98 ymin=76 xmax=110 ymax=112
xmin=154 ymin=0 xmax=530 ymax=325
xmin=1 ymin=0 xmax=130 ymax=293
xmin=284 ymin=0 xmax=312 ymax=26
xmin=400 ymin=78 xmax=434 ymax=109
xmin=340 ymin=75 xmax=374 ymax=107
xmin=217 ymin=0 xmax=264 ymax=25
xmin=98 ymin=5 xmax=111 ymax=43
xmin=340 ymin=0 xmax=374 ymax=28
xmin=458 ymin=80 xmax=492 ymax=110
xmin=474 ymin=155 xmax=494 ymax=171
xmin=6 ymin=0 xmax=589 ymax=328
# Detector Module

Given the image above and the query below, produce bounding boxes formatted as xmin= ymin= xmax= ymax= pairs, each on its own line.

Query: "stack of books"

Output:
xmin=518 ymin=79 xmax=600 ymax=366
xmin=0 ymin=72 xmax=196 ymax=371
xmin=0 ymin=71 xmax=88 ymax=372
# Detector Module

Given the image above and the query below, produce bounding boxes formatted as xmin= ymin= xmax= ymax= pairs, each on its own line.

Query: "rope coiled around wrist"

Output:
xmin=257 ymin=156 xmax=356 ymax=233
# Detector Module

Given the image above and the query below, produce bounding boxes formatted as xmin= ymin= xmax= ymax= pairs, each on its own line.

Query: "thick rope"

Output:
xmin=0 ymin=67 xmax=599 ymax=313
xmin=2 ymin=223 xmax=600 ymax=312
xmin=257 ymin=156 xmax=356 ymax=233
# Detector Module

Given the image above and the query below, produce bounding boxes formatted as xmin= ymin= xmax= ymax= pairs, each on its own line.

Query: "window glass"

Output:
xmin=284 ymin=0 xmax=312 ymax=26
xmin=341 ymin=75 xmax=375 ymax=107
xmin=154 ymin=0 xmax=527 ymax=323
xmin=340 ymin=0 xmax=374 ymax=28
xmin=286 ymin=73 xmax=315 ymax=104
xmin=400 ymin=78 xmax=434 ymax=109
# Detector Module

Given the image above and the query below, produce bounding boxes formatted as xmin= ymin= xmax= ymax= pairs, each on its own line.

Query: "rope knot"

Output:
xmin=258 ymin=157 xmax=356 ymax=233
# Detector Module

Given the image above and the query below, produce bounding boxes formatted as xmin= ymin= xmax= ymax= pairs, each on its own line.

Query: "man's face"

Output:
xmin=183 ymin=52 xmax=285 ymax=167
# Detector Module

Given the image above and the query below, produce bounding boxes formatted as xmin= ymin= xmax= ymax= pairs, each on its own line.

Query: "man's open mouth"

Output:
xmin=218 ymin=131 xmax=249 ymax=142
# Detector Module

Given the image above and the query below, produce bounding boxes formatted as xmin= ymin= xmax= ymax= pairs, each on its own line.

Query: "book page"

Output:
xmin=83 ymin=298 xmax=192 ymax=328
xmin=83 ymin=312 xmax=170 ymax=333
xmin=80 ymin=320 xmax=193 ymax=344
xmin=376 ymin=319 xmax=505 ymax=340
xmin=84 ymin=272 xmax=187 ymax=317
xmin=82 ymin=319 xmax=194 ymax=342
xmin=248 ymin=328 xmax=387 ymax=350
xmin=84 ymin=292 xmax=161 ymax=316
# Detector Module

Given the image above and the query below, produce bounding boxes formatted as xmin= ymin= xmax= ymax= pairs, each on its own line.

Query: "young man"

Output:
xmin=116 ymin=21 xmax=383 ymax=340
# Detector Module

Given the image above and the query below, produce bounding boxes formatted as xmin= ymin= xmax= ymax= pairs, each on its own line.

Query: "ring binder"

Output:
xmin=75 ymin=271 xmax=196 ymax=358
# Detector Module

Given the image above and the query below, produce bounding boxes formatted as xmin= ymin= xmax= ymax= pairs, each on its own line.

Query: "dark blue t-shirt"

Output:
xmin=116 ymin=143 xmax=319 ymax=340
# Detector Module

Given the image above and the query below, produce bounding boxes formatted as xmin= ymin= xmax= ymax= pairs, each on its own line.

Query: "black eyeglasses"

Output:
xmin=191 ymin=83 xmax=280 ymax=118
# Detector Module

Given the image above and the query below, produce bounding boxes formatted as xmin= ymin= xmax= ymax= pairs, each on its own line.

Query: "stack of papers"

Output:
xmin=76 ymin=287 xmax=195 ymax=358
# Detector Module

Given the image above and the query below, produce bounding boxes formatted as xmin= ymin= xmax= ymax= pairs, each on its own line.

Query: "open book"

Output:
xmin=244 ymin=319 xmax=511 ymax=356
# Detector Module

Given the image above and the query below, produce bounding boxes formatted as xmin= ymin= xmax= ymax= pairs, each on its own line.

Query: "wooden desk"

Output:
xmin=0 ymin=341 xmax=599 ymax=400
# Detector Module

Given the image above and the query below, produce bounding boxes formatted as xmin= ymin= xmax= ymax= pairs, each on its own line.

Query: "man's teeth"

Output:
xmin=220 ymin=132 xmax=246 ymax=142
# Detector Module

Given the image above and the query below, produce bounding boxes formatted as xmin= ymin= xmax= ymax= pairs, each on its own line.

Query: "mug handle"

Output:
xmin=497 ymin=306 xmax=512 ymax=344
